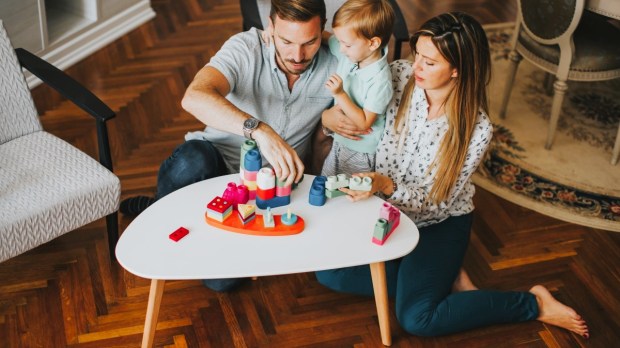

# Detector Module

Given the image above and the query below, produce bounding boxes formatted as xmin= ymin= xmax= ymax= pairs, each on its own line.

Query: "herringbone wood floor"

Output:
xmin=2 ymin=0 xmax=619 ymax=346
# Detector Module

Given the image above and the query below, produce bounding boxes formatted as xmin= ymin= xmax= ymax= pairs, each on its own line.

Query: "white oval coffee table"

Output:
xmin=116 ymin=174 xmax=419 ymax=347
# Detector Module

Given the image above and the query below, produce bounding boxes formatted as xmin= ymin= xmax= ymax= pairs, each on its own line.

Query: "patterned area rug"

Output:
xmin=473 ymin=23 xmax=620 ymax=232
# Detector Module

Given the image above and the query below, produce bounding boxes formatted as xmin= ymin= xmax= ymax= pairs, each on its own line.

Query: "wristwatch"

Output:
xmin=243 ymin=117 xmax=261 ymax=140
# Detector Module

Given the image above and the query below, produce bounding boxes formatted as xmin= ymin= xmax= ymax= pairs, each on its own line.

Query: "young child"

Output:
xmin=320 ymin=0 xmax=395 ymax=177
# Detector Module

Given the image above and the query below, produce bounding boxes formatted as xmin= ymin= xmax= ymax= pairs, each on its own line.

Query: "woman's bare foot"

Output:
xmin=530 ymin=285 xmax=589 ymax=338
xmin=452 ymin=268 xmax=478 ymax=292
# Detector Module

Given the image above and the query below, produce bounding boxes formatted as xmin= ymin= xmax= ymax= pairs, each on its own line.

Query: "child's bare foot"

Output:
xmin=452 ymin=268 xmax=478 ymax=292
xmin=530 ymin=285 xmax=589 ymax=338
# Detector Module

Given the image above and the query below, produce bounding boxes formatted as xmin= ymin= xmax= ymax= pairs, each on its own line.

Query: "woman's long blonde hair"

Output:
xmin=394 ymin=12 xmax=491 ymax=204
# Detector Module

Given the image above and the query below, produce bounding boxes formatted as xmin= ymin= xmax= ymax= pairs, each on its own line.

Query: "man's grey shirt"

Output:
xmin=188 ymin=28 xmax=337 ymax=172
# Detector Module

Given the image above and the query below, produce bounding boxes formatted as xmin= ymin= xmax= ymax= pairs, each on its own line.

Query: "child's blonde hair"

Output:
xmin=332 ymin=0 xmax=395 ymax=48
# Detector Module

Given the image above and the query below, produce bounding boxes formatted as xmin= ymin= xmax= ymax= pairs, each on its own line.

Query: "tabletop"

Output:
xmin=116 ymin=174 xmax=419 ymax=280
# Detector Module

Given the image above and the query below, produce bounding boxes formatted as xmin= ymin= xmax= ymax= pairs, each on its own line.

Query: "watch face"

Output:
xmin=244 ymin=118 xmax=259 ymax=130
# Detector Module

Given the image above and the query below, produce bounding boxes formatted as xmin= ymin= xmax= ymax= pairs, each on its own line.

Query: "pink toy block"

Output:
xmin=373 ymin=203 xmax=401 ymax=245
xmin=243 ymin=169 xmax=258 ymax=181
xmin=169 ymin=227 xmax=189 ymax=242
xmin=276 ymin=185 xmax=292 ymax=197
xmin=236 ymin=185 xmax=249 ymax=204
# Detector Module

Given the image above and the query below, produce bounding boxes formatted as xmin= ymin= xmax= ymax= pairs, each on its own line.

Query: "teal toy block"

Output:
xmin=373 ymin=218 xmax=389 ymax=243
xmin=349 ymin=176 xmax=372 ymax=191
xmin=239 ymin=140 xmax=257 ymax=171
xmin=325 ymin=188 xmax=347 ymax=198
xmin=325 ymin=174 xmax=349 ymax=191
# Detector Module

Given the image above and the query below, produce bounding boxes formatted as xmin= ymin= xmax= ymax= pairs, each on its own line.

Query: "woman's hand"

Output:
xmin=340 ymin=172 xmax=394 ymax=202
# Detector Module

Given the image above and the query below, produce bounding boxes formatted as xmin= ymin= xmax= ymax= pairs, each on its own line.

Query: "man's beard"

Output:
xmin=274 ymin=42 xmax=312 ymax=75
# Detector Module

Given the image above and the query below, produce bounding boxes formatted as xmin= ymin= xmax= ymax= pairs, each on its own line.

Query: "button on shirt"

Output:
xmin=192 ymin=28 xmax=337 ymax=172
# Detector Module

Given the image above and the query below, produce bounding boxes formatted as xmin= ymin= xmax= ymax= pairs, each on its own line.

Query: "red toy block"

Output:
xmin=206 ymin=196 xmax=232 ymax=214
xmin=169 ymin=227 xmax=189 ymax=242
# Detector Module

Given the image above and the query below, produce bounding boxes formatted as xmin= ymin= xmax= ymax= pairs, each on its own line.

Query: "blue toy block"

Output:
xmin=308 ymin=183 xmax=326 ymax=206
xmin=349 ymin=176 xmax=372 ymax=191
xmin=312 ymin=175 xmax=327 ymax=187
xmin=244 ymin=149 xmax=262 ymax=171
xmin=239 ymin=140 xmax=257 ymax=170
xmin=255 ymin=194 xmax=290 ymax=209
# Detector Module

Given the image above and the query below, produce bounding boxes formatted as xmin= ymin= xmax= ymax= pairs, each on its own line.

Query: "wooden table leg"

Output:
xmin=142 ymin=279 xmax=165 ymax=348
xmin=370 ymin=262 xmax=391 ymax=346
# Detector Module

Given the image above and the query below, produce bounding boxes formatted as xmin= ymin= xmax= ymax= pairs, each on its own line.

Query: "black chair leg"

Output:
xmin=106 ymin=212 xmax=119 ymax=261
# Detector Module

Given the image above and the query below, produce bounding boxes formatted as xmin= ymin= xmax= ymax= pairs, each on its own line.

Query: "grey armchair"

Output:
xmin=0 ymin=21 xmax=121 ymax=263
xmin=240 ymin=0 xmax=410 ymax=60
xmin=498 ymin=0 xmax=620 ymax=164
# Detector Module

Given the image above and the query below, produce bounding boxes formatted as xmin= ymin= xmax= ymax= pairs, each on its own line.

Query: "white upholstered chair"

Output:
xmin=0 ymin=21 xmax=121 ymax=263
xmin=498 ymin=0 xmax=620 ymax=165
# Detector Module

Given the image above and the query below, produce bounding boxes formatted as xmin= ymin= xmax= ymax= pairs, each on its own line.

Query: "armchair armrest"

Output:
xmin=15 ymin=48 xmax=116 ymax=172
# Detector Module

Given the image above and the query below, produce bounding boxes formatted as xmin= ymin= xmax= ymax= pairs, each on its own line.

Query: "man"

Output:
xmin=120 ymin=0 xmax=337 ymax=291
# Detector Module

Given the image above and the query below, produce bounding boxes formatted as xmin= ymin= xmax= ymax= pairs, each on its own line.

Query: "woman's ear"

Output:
xmin=451 ymin=68 xmax=458 ymax=78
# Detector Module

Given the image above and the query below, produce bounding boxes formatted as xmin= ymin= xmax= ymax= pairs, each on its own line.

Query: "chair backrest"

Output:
xmin=518 ymin=0 xmax=585 ymax=45
xmin=0 ymin=20 xmax=42 ymax=145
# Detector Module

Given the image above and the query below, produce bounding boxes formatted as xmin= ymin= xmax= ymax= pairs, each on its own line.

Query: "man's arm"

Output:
xmin=181 ymin=66 xmax=304 ymax=185
xmin=321 ymin=104 xmax=370 ymax=141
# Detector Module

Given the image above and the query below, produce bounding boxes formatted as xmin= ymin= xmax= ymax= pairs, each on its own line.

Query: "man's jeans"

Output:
xmin=157 ymin=139 xmax=245 ymax=292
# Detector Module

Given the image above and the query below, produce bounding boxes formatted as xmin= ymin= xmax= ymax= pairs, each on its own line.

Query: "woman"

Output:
xmin=318 ymin=12 xmax=588 ymax=338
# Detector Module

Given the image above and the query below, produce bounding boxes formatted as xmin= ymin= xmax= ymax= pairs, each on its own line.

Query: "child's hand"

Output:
xmin=325 ymin=74 xmax=344 ymax=96
xmin=340 ymin=173 xmax=392 ymax=202
xmin=261 ymin=27 xmax=273 ymax=46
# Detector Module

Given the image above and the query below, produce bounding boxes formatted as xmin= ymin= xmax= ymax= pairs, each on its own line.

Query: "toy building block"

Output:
xmin=255 ymin=194 xmax=290 ymax=209
xmin=325 ymin=174 xmax=349 ymax=191
xmin=281 ymin=208 xmax=298 ymax=226
xmin=206 ymin=196 xmax=233 ymax=222
xmin=372 ymin=219 xmax=390 ymax=245
xmin=349 ymin=176 xmax=373 ymax=191
xmin=239 ymin=140 xmax=257 ymax=171
xmin=380 ymin=202 xmax=401 ymax=230
xmin=244 ymin=149 xmax=262 ymax=171
xmin=373 ymin=202 xmax=401 ymax=245
xmin=325 ymin=188 xmax=347 ymax=198
xmin=308 ymin=183 xmax=326 ymax=206
xmin=223 ymin=182 xmax=239 ymax=210
xmin=237 ymin=205 xmax=256 ymax=225
xmin=236 ymin=185 xmax=249 ymax=205
xmin=256 ymin=168 xmax=276 ymax=200
xmin=312 ymin=175 xmax=327 ymax=187
xmin=263 ymin=207 xmax=275 ymax=228
xmin=169 ymin=227 xmax=189 ymax=242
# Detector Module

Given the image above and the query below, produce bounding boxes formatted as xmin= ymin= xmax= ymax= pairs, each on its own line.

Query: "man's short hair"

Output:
xmin=332 ymin=0 xmax=395 ymax=48
xmin=270 ymin=0 xmax=326 ymax=28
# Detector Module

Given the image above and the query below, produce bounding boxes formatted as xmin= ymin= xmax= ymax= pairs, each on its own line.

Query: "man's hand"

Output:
xmin=321 ymin=105 xmax=370 ymax=140
xmin=325 ymin=74 xmax=344 ymax=96
xmin=252 ymin=124 xmax=304 ymax=186
xmin=340 ymin=172 xmax=393 ymax=202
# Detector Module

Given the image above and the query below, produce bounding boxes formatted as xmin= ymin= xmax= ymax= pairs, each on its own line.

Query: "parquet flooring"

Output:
xmin=2 ymin=0 xmax=619 ymax=347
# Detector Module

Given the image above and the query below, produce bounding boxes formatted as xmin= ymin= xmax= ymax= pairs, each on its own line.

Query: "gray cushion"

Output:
xmin=519 ymin=12 xmax=620 ymax=72
xmin=0 ymin=131 xmax=120 ymax=262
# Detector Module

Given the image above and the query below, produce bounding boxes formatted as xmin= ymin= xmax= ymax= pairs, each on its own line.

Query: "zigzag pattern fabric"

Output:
xmin=0 ymin=21 xmax=41 ymax=144
xmin=0 ymin=132 xmax=120 ymax=262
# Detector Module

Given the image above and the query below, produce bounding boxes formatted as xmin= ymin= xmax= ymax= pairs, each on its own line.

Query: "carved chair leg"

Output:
xmin=545 ymin=79 xmax=568 ymax=150
xmin=612 ymin=125 xmax=620 ymax=165
xmin=498 ymin=50 xmax=522 ymax=119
